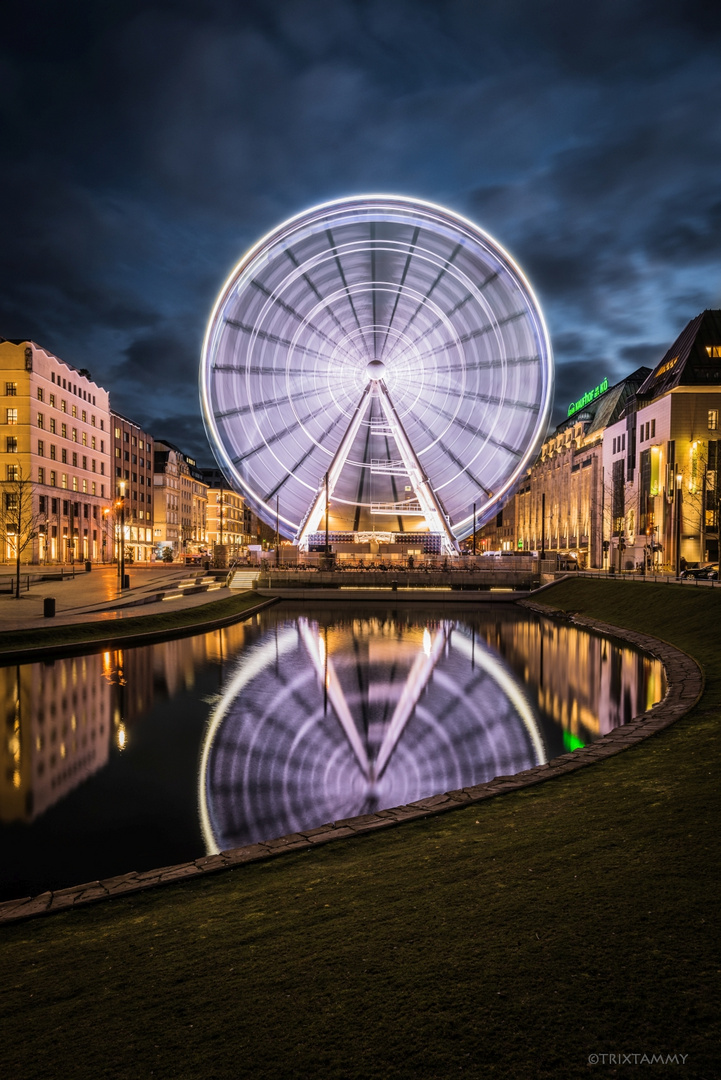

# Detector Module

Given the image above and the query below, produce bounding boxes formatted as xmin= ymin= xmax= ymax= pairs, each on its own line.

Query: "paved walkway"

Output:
xmin=0 ymin=565 xmax=233 ymax=634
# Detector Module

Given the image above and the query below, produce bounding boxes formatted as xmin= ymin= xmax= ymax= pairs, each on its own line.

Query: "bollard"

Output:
xmin=43 ymin=596 xmax=56 ymax=618
xmin=122 ymin=574 xmax=130 ymax=590
xmin=85 ymin=560 xmax=92 ymax=572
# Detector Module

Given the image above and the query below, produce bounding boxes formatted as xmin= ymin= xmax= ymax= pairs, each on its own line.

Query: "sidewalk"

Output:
xmin=0 ymin=565 xmax=233 ymax=634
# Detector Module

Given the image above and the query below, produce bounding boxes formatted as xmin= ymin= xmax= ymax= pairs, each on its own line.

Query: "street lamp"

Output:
xmin=117 ymin=480 xmax=127 ymax=589
xmin=675 ymin=470 xmax=683 ymax=577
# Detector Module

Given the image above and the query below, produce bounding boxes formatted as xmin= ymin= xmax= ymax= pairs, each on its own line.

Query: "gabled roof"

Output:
xmin=637 ymin=310 xmax=721 ymax=399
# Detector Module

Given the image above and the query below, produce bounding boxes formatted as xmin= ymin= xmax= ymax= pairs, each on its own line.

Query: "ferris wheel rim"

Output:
xmin=199 ymin=193 xmax=554 ymax=541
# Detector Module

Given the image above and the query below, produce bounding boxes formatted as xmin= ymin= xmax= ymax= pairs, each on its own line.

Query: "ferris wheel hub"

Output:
xmin=365 ymin=359 xmax=386 ymax=381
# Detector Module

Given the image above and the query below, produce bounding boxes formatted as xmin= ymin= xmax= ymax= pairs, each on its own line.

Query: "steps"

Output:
xmin=228 ymin=569 xmax=259 ymax=591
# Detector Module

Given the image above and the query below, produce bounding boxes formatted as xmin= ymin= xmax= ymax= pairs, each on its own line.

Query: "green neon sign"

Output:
xmin=567 ymin=377 xmax=609 ymax=418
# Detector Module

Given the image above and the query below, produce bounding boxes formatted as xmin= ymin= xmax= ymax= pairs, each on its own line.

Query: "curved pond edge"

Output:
xmin=0 ymin=601 xmax=703 ymax=926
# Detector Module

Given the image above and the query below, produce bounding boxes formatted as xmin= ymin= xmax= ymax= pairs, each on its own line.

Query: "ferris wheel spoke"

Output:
xmin=325 ymin=228 xmax=372 ymax=357
xmin=250 ymin=278 xmax=339 ymax=349
xmin=223 ymin=319 xmax=328 ymax=362
xmin=396 ymin=242 xmax=463 ymax=339
xmin=378 ymin=225 xmax=420 ymax=361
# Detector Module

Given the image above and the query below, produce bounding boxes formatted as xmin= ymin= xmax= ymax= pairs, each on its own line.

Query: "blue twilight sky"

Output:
xmin=2 ymin=0 xmax=720 ymax=465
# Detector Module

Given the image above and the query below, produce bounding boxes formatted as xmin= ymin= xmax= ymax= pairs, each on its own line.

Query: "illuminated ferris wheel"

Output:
xmin=200 ymin=195 xmax=553 ymax=554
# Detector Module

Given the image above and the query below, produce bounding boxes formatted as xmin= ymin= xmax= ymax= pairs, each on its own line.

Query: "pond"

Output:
xmin=0 ymin=603 xmax=666 ymax=901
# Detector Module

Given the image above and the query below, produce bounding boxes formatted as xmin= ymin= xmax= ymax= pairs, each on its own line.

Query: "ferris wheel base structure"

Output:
xmin=200 ymin=196 xmax=554 ymax=557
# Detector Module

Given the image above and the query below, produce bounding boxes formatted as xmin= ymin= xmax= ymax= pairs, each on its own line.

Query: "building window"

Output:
xmin=100 ymin=420 xmax=104 ymax=430
xmin=38 ymin=440 xmax=44 ymax=456
xmin=5 ymin=382 xmax=17 ymax=396
xmin=92 ymin=482 xmax=97 ymax=495
xmin=6 ymin=436 xmax=17 ymax=452
xmin=37 ymin=388 xmax=44 ymax=402
xmin=61 ymin=448 xmax=67 ymax=464
xmin=91 ymin=436 xmax=96 ymax=450
xmin=82 ymin=410 xmax=87 ymax=423
xmin=92 ymin=459 xmax=96 ymax=472
xmin=6 ymin=408 xmax=18 ymax=425
xmin=101 ymin=462 xmax=105 ymax=475
xmin=114 ymin=426 xmax=121 ymax=439
xmin=38 ymin=467 xmax=45 ymax=484
xmin=101 ymin=485 xmax=105 ymax=497
xmin=37 ymin=413 xmax=44 ymax=429
xmin=82 ymin=478 xmax=88 ymax=493
xmin=49 ymin=394 xmax=55 ymax=408
xmin=709 ymin=409 xmax=719 ymax=431
xmin=91 ymin=414 xmax=96 ymax=426
xmin=61 ymin=400 xmax=66 ymax=412
xmin=651 ymin=418 xmax=655 ymax=438
xmin=61 ymin=474 xmax=67 ymax=489
xmin=50 ymin=445 xmax=56 ymax=460
xmin=705 ymin=346 xmax=721 ymax=357
xmin=639 ymin=427 xmax=644 ymax=443
xmin=61 ymin=423 xmax=67 ymax=439
xmin=100 ymin=440 xmax=104 ymax=452
xmin=124 ymin=432 xmax=129 ymax=442
xmin=82 ymin=432 xmax=87 ymax=446
xmin=72 ymin=476 xmax=78 ymax=491
xmin=6 ymin=464 xmax=18 ymax=480
xmin=72 ymin=404 xmax=77 ymax=418
xmin=115 ymin=447 xmax=121 ymax=458
xmin=72 ymin=452 xmax=78 ymax=467
xmin=72 ymin=428 xmax=77 ymax=442
xmin=50 ymin=418 xmax=56 ymax=434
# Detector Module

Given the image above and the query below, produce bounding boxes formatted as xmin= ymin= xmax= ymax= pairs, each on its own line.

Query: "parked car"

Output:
xmin=680 ymin=565 xmax=718 ymax=580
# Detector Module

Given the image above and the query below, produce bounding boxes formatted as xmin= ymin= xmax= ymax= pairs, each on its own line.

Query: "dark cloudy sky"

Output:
xmin=2 ymin=0 xmax=720 ymax=465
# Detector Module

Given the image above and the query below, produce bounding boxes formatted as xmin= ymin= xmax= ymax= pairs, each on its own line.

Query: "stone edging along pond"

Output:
xmin=0 ymin=601 xmax=704 ymax=926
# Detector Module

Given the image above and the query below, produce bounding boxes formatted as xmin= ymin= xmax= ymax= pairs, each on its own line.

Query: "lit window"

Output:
xmin=61 ymin=400 xmax=66 ymax=412
xmin=709 ymin=409 xmax=719 ymax=431
xmin=92 ymin=482 xmax=97 ymax=495
xmin=38 ymin=388 xmax=44 ymax=402
xmin=72 ymin=404 xmax=77 ymax=418
xmin=91 ymin=436 xmax=96 ymax=450
xmin=82 ymin=478 xmax=87 ymax=493
xmin=5 ymin=382 xmax=17 ymax=396
xmin=82 ymin=410 xmax=87 ymax=422
xmin=61 ymin=473 xmax=68 ymax=489
xmin=116 ymin=447 xmax=121 ymax=458
xmin=38 ymin=467 xmax=45 ymax=484
xmin=705 ymin=346 xmax=721 ymax=357
xmin=50 ymin=471 xmax=56 ymax=487
xmin=50 ymin=445 xmax=56 ymax=460
xmin=6 ymin=464 xmax=18 ymax=480
xmin=6 ymin=408 xmax=18 ymax=424
xmin=61 ymin=423 xmax=67 ymax=439
xmin=114 ymin=427 xmax=121 ymax=439
xmin=72 ymin=428 xmax=77 ymax=442
xmin=6 ymin=436 xmax=17 ymax=452
xmin=72 ymin=476 xmax=78 ymax=491
xmin=50 ymin=418 xmax=56 ymax=434
xmin=37 ymin=413 xmax=44 ymax=429
xmin=38 ymin=440 xmax=44 ymax=456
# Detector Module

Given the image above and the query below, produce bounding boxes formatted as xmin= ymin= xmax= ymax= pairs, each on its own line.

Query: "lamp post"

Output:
xmin=675 ymin=470 xmax=683 ymax=577
xmin=118 ymin=480 xmax=127 ymax=589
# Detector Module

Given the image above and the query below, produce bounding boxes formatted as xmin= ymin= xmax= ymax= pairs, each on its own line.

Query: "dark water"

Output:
xmin=0 ymin=603 xmax=665 ymax=901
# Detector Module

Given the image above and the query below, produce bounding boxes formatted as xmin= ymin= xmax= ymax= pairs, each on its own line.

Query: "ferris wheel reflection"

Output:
xmin=199 ymin=615 xmax=546 ymax=855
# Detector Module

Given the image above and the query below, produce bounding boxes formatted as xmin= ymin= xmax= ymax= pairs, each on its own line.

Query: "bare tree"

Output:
xmin=0 ymin=467 xmax=43 ymax=597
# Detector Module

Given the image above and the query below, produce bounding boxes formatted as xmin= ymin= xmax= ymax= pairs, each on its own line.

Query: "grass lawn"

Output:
xmin=0 ymin=580 xmax=718 ymax=1079
xmin=0 ymin=591 xmax=267 ymax=658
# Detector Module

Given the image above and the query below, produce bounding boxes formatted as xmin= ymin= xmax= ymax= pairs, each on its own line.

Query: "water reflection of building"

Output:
xmin=0 ymin=655 xmax=111 ymax=823
xmin=473 ymin=613 xmax=665 ymax=742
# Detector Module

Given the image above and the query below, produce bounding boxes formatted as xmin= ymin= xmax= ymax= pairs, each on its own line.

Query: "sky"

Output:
xmin=2 ymin=0 xmax=721 ymax=466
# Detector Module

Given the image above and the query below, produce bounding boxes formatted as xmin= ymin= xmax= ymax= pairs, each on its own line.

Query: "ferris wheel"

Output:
xmin=200 ymin=195 xmax=553 ymax=554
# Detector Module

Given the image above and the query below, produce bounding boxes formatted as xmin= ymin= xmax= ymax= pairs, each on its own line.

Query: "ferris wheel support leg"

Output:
xmin=374 ymin=623 xmax=451 ymax=781
xmin=295 ymin=383 xmax=373 ymax=550
xmin=376 ymin=382 xmax=460 ymax=557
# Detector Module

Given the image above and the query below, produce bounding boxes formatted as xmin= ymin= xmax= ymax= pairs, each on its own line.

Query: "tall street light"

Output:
xmin=118 ymin=480 xmax=127 ymax=589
